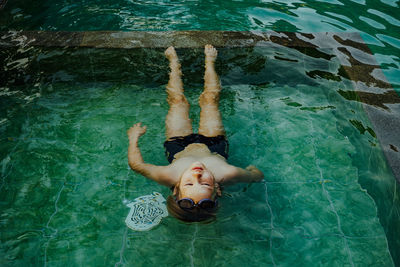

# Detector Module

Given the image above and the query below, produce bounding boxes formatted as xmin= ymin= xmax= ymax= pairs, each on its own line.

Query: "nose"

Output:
xmin=194 ymin=173 xmax=202 ymax=179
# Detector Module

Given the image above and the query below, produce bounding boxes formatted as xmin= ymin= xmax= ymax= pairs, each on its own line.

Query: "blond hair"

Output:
xmin=166 ymin=187 xmax=217 ymax=222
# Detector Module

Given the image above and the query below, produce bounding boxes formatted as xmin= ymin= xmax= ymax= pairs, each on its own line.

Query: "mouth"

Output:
xmin=192 ymin=167 xmax=203 ymax=171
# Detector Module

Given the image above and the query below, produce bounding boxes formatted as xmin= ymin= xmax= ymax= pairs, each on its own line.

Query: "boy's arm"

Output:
xmin=221 ymin=165 xmax=264 ymax=185
xmin=127 ymin=123 xmax=174 ymax=186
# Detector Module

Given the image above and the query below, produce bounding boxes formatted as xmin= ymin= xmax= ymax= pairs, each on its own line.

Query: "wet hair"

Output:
xmin=166 ymin=187 xmax=218 ymax=223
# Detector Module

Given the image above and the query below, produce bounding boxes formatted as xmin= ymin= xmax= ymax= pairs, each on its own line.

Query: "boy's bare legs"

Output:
xmin=165 ymin=47 xmax=193 ymax=140
xmin=198 ymin=45 xmax=225 ymax=137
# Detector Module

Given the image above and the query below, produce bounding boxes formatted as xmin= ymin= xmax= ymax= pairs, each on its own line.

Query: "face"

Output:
xmin=177 ymin=162 xmax=216 ymax=203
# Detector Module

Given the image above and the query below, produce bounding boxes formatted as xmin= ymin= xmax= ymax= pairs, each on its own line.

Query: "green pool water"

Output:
xmin=1 ymin=0 xmax=399 ymax=90
xmin=0 ymin=46 xmax=398 ymax=266
xmin=1 ymin=0 xmax=400 ymax=266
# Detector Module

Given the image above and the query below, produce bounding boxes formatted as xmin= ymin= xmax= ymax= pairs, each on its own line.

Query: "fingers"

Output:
xmin=135 ymin=122 xmax=146 ymax=132
xmin=246 ymin=165 xmax=256 ymax=170
xmin=127 ymin=123 xmax=147 ymax=138
xmin=132 ymin=122 xmax=144 ymax=128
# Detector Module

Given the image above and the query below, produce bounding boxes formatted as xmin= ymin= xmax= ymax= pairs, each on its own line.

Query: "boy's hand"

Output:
xmin=246 ymin=165 xmax=264 ymax=182
xmin=127 ymin=122 xmax=147 ymax=141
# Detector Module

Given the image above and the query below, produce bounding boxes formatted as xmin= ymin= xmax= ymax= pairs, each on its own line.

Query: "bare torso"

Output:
xmin=167 ymin=143 xmax=234 ymax=185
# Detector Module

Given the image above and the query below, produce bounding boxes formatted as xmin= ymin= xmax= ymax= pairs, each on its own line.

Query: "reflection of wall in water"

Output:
xmin=0 ymin=0 xmax=7 ymax=10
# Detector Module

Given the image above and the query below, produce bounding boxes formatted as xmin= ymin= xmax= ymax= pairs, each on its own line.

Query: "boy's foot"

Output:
xmin=205 ymin=44 xmax=217 ymax=62
xmin=165 ymin=46 xmax=178 ymax=61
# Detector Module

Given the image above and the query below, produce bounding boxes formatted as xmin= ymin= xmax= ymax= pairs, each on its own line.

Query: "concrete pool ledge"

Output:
xmin=1 ymin=30 xmax=400 ymax=183
xmin=0 ymin=30 xmax=270 ymax=48
xmin=0 ymin=30 xmax=377 ymax=50
xmin=0 ymin=30 xmax=383 ymax=50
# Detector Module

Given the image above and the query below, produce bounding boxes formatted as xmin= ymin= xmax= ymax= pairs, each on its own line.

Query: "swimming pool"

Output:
xmin=1 ymin=1 xmax=400 ymax=266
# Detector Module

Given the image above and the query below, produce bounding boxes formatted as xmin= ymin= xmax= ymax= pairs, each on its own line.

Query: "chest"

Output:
xmin=170 ymin=155 xmax=229 ymax=183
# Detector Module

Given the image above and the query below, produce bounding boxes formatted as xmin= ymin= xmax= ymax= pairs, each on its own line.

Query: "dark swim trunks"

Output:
xmin=164 ymin=134 xmax=229 ymax=163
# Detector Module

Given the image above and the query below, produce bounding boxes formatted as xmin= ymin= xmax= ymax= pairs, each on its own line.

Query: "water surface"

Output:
xmin=1 ymin=0 xmax=400 ymax=265
xmin=0 ymin=47 xmax=397 ymax=266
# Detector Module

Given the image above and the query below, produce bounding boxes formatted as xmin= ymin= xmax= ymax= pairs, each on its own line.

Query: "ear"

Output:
xmin=173 ymin=185 xmax=179 ymax=196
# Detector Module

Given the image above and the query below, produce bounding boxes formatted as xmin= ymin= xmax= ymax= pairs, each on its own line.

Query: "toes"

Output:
xmin=204 ymin=44 xmax=217 ymax=59
xmin=205 ymin=44 xmax=216 ymax=51
xmin=166 ymin=46 xmax=175 ymax=52
xmin=165 ymin=46 xmax=177 ymax=58
xmin=205 ymin=44 xmax=213 ymax=52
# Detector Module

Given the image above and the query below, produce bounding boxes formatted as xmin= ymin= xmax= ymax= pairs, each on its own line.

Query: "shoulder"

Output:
xmin=159 ymin=160 xmax=193 ymax=185
xmin=218 ymin=165 xmax=264 ymax=185
xmin=138 ymin=164 xmax=181 ymax=187
xmin=207 ymin=161 xmax=240 ymax=184
xmin=157 ymin=164 xmax=183 ymax=187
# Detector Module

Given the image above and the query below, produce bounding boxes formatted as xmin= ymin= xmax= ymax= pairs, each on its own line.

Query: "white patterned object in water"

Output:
xmin=125 ymin=192 xmax=168 ymax=231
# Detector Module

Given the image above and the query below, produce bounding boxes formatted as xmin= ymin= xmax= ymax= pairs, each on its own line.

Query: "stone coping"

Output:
xmin=0 ymin=30 xmax=363 ymax=49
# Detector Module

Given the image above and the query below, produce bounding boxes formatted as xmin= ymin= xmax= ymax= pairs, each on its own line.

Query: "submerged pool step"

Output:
xmin=0 ymin=31 xmax=271 ymax=48
xmin=0 ymin=30 xmax=364 ymax=49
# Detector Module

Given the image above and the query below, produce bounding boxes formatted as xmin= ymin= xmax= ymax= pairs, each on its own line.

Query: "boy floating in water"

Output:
xmin=127 ymin=45 xmax=264 ymax=222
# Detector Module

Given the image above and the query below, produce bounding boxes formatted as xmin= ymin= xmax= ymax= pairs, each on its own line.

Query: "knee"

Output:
xmin=168 ymin=94 xmax=188 ymax=105
xmin=200 ymin=92 xmax=218 ymax=104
